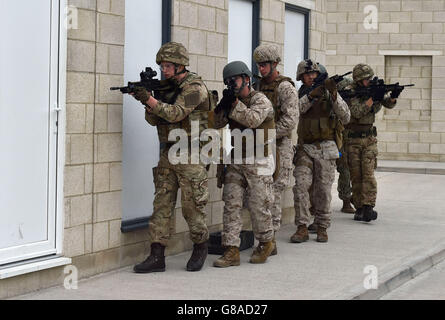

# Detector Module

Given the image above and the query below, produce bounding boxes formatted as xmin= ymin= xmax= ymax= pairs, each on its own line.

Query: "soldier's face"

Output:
xmin=258 ymin=62 xmax=271 ymax=77
xmin=303 ymin=72 xmax=318 ymax=86
xmin=234 ymin=75 xmax=250 ymax=97
xmin=160 ymin=62 xmax=176 ymax=79
xmin=361 ymin=79 xmax=371 ymax=87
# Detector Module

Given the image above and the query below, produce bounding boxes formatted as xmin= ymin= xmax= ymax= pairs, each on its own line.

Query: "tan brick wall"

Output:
xmin=325 ymin=0 xmax=445 ymax=162
xmin=64 ymin=0 xmax=127 ymax=274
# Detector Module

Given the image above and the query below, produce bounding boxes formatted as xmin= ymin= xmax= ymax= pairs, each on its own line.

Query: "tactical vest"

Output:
xmin=156 ymin=72 xmax=213 ymax=145
xmin=297 ymin=90 xmax=337 ymax=146
xmin=259 ymin=75 xmax=295 ymax=138
xmin=227 ymin=90 xmax=276 ymax=159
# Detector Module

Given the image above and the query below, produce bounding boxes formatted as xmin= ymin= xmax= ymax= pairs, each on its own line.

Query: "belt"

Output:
xmin=348 ymin=127 xmax=377 ymax=139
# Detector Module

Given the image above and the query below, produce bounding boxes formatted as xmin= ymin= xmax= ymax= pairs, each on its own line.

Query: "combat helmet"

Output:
xmin=253 ymin=44 xmax=281 ymax=63
xmin=223 ymin=61 xmax=252 ymax=82
xmin=297 ymin=59 xmax=320 ymax=81
xmin=156 ymin=42 xmax=189 ymax=66
xmin=353 ymin=63 xmax=374 ymax=82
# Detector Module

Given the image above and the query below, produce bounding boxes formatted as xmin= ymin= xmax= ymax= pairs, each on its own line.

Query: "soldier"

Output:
xmin=213 ymin=61 xmax=276 ymax=267
xmin=253 ymin=44 xmax=299 ymax=255
xmin=336 ymin=76 xmax=355 ymax=214
xmin=131 ymin=42 xmax=212 ymax=273
xmin=343 ymin=64 xmax=398 ymax=222
xmin=291 ymin=59 xmax=350 ymax=243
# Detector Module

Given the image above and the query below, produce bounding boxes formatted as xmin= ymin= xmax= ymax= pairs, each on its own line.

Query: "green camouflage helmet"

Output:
xmin=223 ymin=61 xmax=252 ymax=81
xmin=297 ymin=59 xmax=319 ymax=81
xmin=253 ymin=44 xmax=281 ymax=63
xmin=353 ymin=63 xmax=374 ymax=82
xmin=156 ymin=42 xmax=189 ymax=66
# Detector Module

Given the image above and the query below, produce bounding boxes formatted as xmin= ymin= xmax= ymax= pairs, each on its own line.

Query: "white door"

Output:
xmin=0 ymin=0 xmax=60 ymax=265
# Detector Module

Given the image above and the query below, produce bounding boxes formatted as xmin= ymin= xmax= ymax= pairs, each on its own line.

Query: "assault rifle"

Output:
xmin=110 ymin=67 xmax=175 ymax=99
xmin=299 ymin=71 xmax=352 ymax=98
xmin=338 ymin=76 xmax=414 ymax=102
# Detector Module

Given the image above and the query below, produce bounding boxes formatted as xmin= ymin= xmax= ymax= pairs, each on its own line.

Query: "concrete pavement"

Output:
xmin=12 ymin=161 xmax=445 ymax=300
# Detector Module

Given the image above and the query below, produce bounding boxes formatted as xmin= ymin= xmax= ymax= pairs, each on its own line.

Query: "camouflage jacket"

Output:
xmin=214 ymin=89 xmax=274 ymax=129
xmin=343 ymin=81 xmax=396 ymax=126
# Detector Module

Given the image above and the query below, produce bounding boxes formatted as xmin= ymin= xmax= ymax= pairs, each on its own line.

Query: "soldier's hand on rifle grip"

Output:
xmin=132 ymin=87 xmax=152 ymax=105
xmin=309 ymin=86 xmax=325 ymax=100
xmin=324 ymin=78 xmax=337 ymax=101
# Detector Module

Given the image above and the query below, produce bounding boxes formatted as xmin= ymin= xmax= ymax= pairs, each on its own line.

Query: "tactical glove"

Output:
xmin=133 ymin=87 xmax=151 ymax=104
xmin=324 ymin=78 xmax=337 ymax=101
xmin=308 ymin=86 xmax=325 ymax=100
xmin=390 ymin=87 xmax=402 ymax=99
xmin=215 ymin=89 xmax=237 ymax=114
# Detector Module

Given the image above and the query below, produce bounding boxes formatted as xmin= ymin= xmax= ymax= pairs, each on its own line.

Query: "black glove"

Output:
xmin=215 ymin=89 xmax=236 ymax=114
xmin=372 ymin=86 xmax=386 ymax=102
xmin=390 ymin=87 xmax=403 ymax=99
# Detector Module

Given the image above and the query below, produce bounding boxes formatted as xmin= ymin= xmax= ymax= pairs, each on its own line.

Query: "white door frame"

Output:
xmin=0 ymin=0 xmax=66 ymax=265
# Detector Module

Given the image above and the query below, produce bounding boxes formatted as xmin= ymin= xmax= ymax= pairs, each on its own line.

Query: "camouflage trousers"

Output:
xmin=293 ymin=148 xmax=336 ymax=229
xmin=346 ymin=135 xmax=378 ymax=208
xmin=271 ymin=136 xmax=294 ymax=232
xmin=222 ymin=164 xmax=274 ymax=247
xmin=148 ymin=150 xmax=209 ymax=247
xmin=336 ymin=134 xmax=352 ymax=201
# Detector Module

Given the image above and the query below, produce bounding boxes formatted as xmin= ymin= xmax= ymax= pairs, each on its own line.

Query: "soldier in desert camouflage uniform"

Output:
xmin=291 ymin=59 xmax=350 ymax=243
xmin=343 ymin=64 xmax=398 ymax=222
xmin=253 ymin=44 xmax=299 ymax=255
xmin=212 ymin=61 xmax=276 ymax=267
xmin=131 ymin=42 xmax=211 ymax=273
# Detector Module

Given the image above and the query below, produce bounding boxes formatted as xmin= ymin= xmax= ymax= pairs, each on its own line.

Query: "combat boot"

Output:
xmin=186 ymin=241 xmax=208 ymax=272
xmin=290 ymin=225 xmax=309 ymax=243
xmin=133 ymin=243 xmax=165 ymax=273
xmin=308 ymin=222 xmax=318 ymax=233
xmin=249 ymin=241 xmax=274 ymax=264
xmin=341 ymin=199 xmax=355 ymax=214
xmin=362 ymin=205 xmax=378 ymax=222
xmin=213 ymin=246 xmax=240 ymax=268
xmin=316 ymin=227 xmax=328 ymax=243
xmin=270 ymin=236 xmax=277 ymax=256
xmin=354 ymin=208 xmax=364 ymax=221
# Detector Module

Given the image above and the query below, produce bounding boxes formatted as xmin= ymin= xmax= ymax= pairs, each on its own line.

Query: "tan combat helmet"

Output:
xmin=156 ymin=41 xmax=189 ymax=66
xmin=352 ymin=63 xmax=374 ymax=82
xmin=297 ymin=59 xmax=320 ymax=81
xmin=253 ymin=44 xmax=281 ymax=63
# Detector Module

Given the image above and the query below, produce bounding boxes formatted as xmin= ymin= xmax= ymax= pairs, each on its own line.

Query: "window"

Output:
xmin=121 ymin=0 xmax=171 ymax=232
xmin=284 ymin=4 xmax=309 ymax=86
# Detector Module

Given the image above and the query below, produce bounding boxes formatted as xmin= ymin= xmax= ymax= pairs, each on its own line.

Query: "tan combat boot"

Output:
xmin=317 ymin=227 xmax=328 ymax=243
xmin=341 ymin=199 xmax=355 ymax=214
xmin=290 ymin=225 xmax=309 ymax=243
xmin=249 ymin=241 xmax=274 ymax=264
xmin=213 ymin=246 xmax=240 ymax=268
xmin=270 ymin=237 xmax=277 ymax=256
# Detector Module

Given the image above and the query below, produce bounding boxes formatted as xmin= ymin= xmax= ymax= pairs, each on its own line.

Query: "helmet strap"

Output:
xmin=174 ymin=64 xmax=187 ymax=76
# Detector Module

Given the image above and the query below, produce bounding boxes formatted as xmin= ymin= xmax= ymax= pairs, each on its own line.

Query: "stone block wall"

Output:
xmin=325 ymin=0 xmax=445 ymax=162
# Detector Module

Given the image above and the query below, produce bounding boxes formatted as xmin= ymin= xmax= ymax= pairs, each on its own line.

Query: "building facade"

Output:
xmin=1 ymin=0 xmax=444 ymax=298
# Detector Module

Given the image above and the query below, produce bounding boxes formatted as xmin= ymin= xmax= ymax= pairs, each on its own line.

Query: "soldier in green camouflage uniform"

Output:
xmin=132 ymin=42 xmax=211 ymax=273
xmin=291 ymin=59 xmax=350 ymax=243
xmin=253 ymin=44 xmax=299 ymax=255
xmin=213 ymin=61 xmax=276 ymax=267
xmin=343 ymin=64 xmax=398 ymax=222
xmin=336 ymin=77 xmax=355 ymax=214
